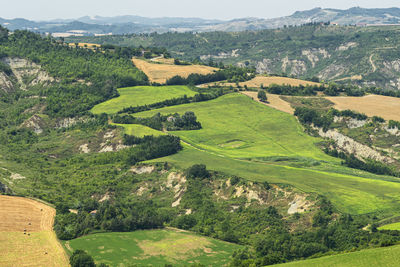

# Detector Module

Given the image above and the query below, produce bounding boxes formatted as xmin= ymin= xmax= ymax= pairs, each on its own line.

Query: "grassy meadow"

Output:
xmin=113 ymin=123 xmax=165 ymax=137
xmin=91 ymin=85 xmax=197 ymax=114
xmin=137 ymin=93 xmax=335 ymax=161
xmin=378 ymin=222 xmax=400 ymax=231
xmin=64 ymin=229 xmax=241 ymax=266
xmin=275 ymin=244 xmax=400 ymax=267
xmin=148 ymin=144 xmax=400 ymax=215
xmin=94 ymin=87 xmax=400 ymax=216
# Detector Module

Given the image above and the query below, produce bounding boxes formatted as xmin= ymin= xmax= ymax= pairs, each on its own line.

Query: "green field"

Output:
xmin=98 ymin=89 xmax=400 ymax=216
xmin=113 ymin=123 xmax=165 ymax=137
xmin=148 ymin=144 xmax=400 ymax=215
xmin=137 ymin=93 xmax=335 ymax=161
xmin=91 ymin=85 xmax=197 ymax=114
xmin=64 ymin=229 xmax=241 ymax=266
xmin=275 ymin=244 xmax=400 ymax=267
xmin=379 ymin=222 xmax=400 ymax=231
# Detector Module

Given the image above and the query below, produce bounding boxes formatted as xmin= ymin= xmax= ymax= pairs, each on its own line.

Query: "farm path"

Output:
xmin=369 ymin=54 xmax=377 ymax=72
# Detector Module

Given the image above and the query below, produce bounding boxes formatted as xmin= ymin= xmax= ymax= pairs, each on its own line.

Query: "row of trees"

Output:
xmin=117 ymin=90 xmax=224 ymax=114
xmin=113 ymin=111 xmax=202 ymax=131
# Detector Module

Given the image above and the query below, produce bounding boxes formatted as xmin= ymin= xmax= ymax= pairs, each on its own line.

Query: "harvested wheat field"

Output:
xmin=68 ymin=42 xmax=101 ymax=48
xmin=0 ymin=195 xmax=69 ymax=267
xmin=241 ymin=91 xmax=294 ymax=114
xmin=326 ymin=94 xmax=400 ymax=121
xmin=235 ymin=76 xmax=320 ymax=88
xmin=132 ymin=57 xmax=218 ymax=84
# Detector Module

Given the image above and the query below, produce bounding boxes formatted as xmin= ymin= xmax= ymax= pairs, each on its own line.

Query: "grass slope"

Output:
xmin=379 ymin=222 xmax=400 ymax=231
xmin=64 ymin=229 xmax=241 ymax=266
xmin=137 ymin=93 xmax=334 ymax=161
xmin=275 ymin=244 xmax=400 ymax=267
xmin=91 ymin=85 xmax=197 ymax=114
xmin=113 ymin=123 xmax=165 ymax=137
xmin=148 ymin=144 xmax=400 ymax=215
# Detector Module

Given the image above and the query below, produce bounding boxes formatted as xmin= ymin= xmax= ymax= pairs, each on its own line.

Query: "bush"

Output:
xmin=257 ymin=90 xmax=267 ymax=102
xmin=70 ymin=250 xmax=95 ymax=267
xmin=186 ymin=164 xmax=210 ymax=179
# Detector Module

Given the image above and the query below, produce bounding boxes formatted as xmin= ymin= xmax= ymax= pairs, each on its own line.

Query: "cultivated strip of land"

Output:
xmin=0 ymin=195 xmax=69 ymax=267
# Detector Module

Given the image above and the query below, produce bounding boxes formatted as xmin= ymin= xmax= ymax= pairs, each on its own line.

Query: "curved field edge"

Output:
xmin=147 ymin=144 xmax=400 ymax=215
xmin=91 ymin=85 xmax=197 ymax=114
xmin=136 ymin=93 xmax=336 ymax=162
xmin=274 ymin=244 xmax=400 ymax=267
xmin=379 ymin=222 xmax=400 ymax=231
xmin=0 ymin=195 xmax=69 ymax=267
xmin=63 ymin=229 xmax=241 ymax=266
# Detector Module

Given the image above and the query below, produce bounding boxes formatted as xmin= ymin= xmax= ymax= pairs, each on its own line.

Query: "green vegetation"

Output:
xmin=65 ymin=229 xmax=241 ymax=266
xmin=65 ymin=24 xmax=400 ymax=90
xmin=275 ymin=244 xmax=400 ymax=267
xmin=148 ymin=144 xmax=400 ymax=215
xmin=379 ymin=222 xmax=400 ymax=231
xmin=137 ymin=93 xmax=333 ymax=161
xmin=91 ymin=85 xmax=197 ymax=114
xmin=112 ymin=123 xmax=164 ymax=137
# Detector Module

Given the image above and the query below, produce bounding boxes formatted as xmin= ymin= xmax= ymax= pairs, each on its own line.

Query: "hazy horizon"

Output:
xmin=1 ymin=0 xmax=400 ymax=21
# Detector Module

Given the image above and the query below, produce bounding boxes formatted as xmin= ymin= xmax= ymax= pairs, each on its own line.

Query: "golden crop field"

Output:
xmin=235 ymin=76 xmax=321 ymax=88
xmin=132 ymin=57 xmax=218 ymax=84
xmin=68 ymin=42 xmax=101 ymax=48
xmin=0 ymin=195 xmax=69 ymax=267
xmin=326 ymin=94 xmax=400 ymax=121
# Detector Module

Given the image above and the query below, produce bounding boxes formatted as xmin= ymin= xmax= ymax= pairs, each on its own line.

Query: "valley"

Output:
xmin=2 ymin=15 xmax=400 ymax=266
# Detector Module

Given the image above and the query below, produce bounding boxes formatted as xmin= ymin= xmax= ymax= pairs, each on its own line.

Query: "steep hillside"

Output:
xmin=68 ymin=24 xmax=400 ymax=90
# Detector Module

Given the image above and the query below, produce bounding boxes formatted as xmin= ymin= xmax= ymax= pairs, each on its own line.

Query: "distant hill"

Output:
xmin=2 ymin=7 xmax=400 ymax=35
xmin=66 ymin=24 xmax=400 ymax=91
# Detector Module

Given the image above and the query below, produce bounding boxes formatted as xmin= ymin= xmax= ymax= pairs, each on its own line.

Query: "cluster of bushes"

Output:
xmin=257 ymin=90 xmax=268 ymax=102
xmin=325 ymin=148 xmax=400 ymax=177
xmin=55 ymin=199 xmax=167 ymax=240
xmin=118 ymin=90 xmax=223 ymax=114
xmin=294 ymin=107 xmax=368 ymax=131
xmin=69 ymin=250 xmax=107 ymax=267
xmin=166 ymin=66 xmax=255 ymax=86
xmin=388 ymin=120 xmax=400 ymax=129
xmin=267 ymin=84 xmax=324 ymax=96
xmin=123 ymin=135 xmax=182 ymax=165
xmin=114 ymin=111 xmax=202 ymax=131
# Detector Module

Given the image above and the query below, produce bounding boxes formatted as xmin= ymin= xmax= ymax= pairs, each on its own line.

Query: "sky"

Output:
xmin=1 ymin=0 xmax=400 ymax=21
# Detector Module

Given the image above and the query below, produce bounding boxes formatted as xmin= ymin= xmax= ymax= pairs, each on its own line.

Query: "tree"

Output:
xmin=69 ymin=250 xmax=96 ymax=267
xmin=186 ymin=164 xmax=210 ymax=179
xmin=257 ymin=90 xmax=268 ymax=102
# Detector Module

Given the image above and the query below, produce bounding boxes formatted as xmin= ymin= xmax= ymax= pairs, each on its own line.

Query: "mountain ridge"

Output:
xmin=2 ymin=7 xmax=400 ymax=35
